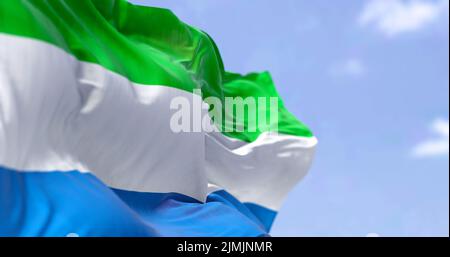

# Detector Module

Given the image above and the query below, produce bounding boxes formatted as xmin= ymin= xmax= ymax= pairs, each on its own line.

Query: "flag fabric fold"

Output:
xmin=0 ymin=0 xmax=317 ymax=237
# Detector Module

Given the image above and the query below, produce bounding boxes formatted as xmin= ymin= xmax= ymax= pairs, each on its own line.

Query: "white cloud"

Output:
xmin=412 ymin=118 xmax=449 ymax=158
xmin=359 ymin=0 xmax=449 ymax=37
xmin=366 ymin=233 xmax=381 ymax=237
xmin=330 ymin=58 xmax=366 ymax=78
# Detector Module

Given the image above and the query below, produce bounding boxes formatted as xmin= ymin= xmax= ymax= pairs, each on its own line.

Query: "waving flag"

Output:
xmin=0 ymin=0 xmax=317 ymax=237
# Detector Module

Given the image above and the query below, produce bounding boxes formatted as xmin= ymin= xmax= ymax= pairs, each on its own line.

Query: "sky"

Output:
xmin=130 ymin=0 xmax=449 ymax=237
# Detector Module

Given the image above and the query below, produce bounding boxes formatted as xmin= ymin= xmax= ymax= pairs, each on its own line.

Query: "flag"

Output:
xmin=0 ymin=0 xmax=317 ymax=236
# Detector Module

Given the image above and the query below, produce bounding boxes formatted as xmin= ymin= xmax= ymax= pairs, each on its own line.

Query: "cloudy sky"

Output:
xmin=131 ymin=0 xmax=449 ymax=236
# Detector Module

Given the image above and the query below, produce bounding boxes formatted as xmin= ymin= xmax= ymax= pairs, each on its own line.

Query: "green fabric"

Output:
xmin=0 ymin=0 xmax=313 ymax=142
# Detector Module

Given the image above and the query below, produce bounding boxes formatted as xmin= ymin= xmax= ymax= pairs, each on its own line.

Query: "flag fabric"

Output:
xmin=0 ymin=0 xmax=317 ymax=237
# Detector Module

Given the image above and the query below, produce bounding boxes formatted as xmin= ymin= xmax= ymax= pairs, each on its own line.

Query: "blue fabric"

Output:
xmin=0 ymin=166 xmax=276 ymax=237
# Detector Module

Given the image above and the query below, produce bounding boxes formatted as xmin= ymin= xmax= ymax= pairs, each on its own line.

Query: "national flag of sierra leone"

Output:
xmin=0 ymin=0 xmax=317 ymax=236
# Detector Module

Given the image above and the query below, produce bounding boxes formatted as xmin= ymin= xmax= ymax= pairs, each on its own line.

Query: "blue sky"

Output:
xmin=131 ymin=0 xmax=449 ymax=236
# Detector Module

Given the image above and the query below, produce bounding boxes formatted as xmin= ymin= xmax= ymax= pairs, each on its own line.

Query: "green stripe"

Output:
xmin=0 ymin=0 xmax=313 ymax=142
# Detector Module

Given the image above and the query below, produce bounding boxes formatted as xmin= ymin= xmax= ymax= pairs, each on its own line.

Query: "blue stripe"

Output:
xmin=0 ymin=166 xmax=276 ymax=237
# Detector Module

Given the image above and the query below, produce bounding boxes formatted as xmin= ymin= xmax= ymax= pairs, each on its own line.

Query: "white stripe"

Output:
xmin=207 ymin=132 xmax=317 ymax=210
xmin=0 ymin=34 xmax=207 ymax=201
xmin=0 ymin=34 xmax=317 ymax=210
